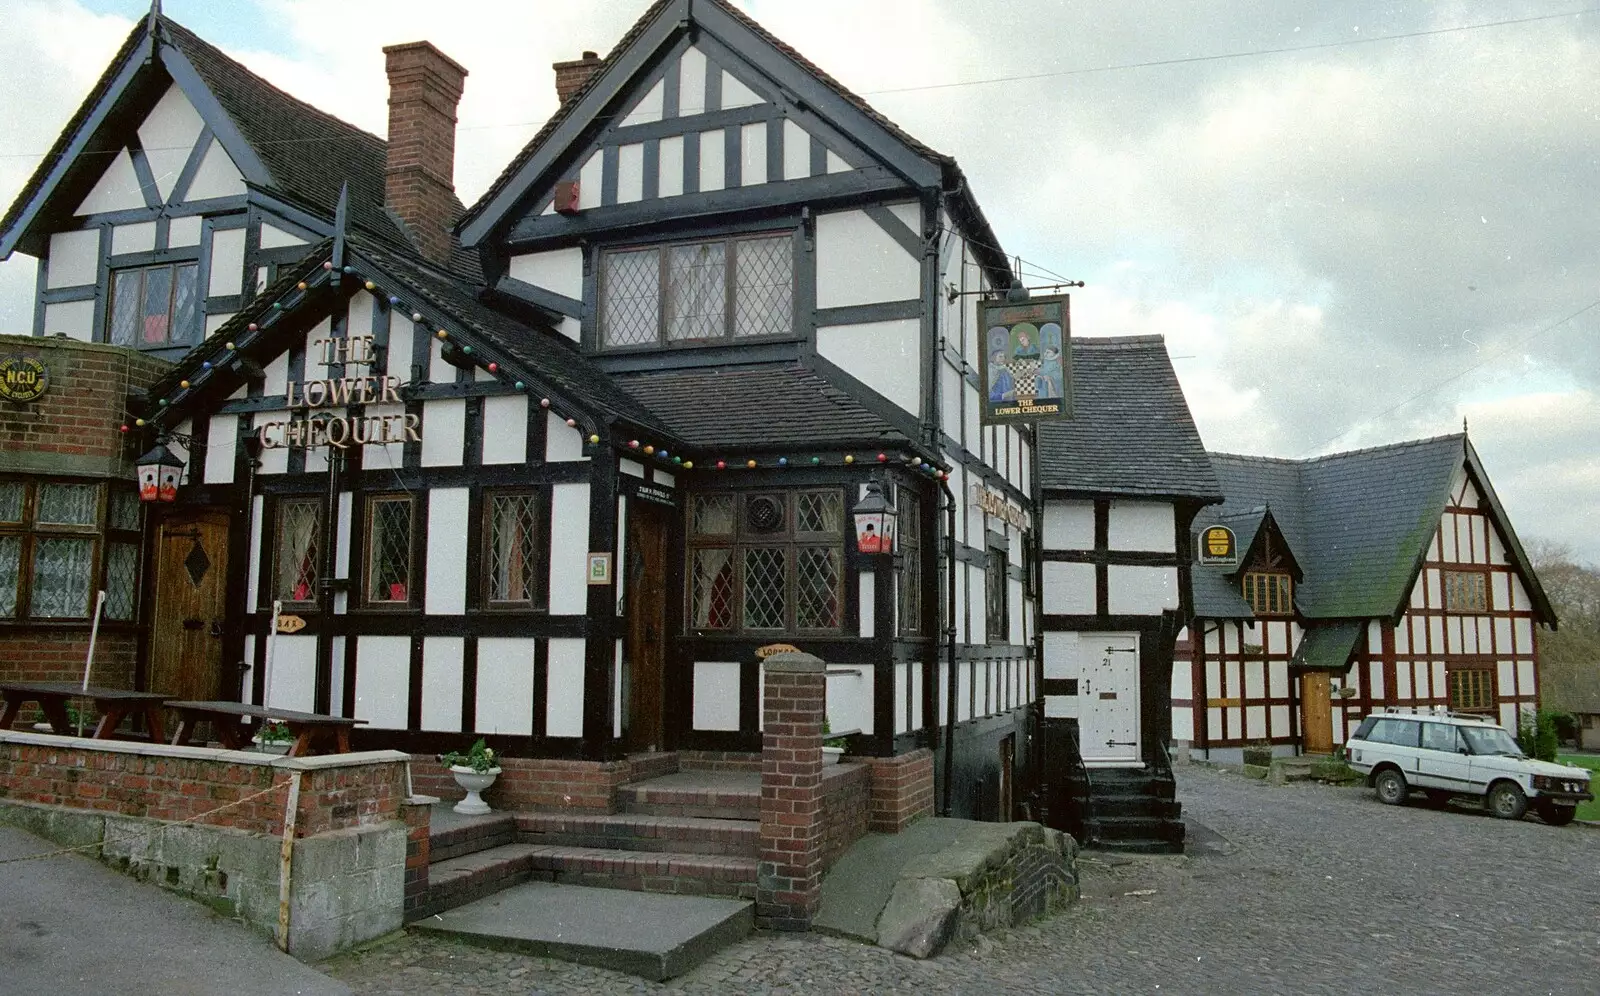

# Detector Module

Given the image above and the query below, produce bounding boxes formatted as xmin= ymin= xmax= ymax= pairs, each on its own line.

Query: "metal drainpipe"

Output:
xmin=940 ymin=478 xmax=959 ymax=816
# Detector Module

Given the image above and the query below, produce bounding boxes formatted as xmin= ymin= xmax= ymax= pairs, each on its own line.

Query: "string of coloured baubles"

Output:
xmin=112 ymin=260 xmax=953 ymax=482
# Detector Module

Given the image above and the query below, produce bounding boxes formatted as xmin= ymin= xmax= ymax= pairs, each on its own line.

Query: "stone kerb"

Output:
xmin=757 ymin=651 xmax=827 ymax=931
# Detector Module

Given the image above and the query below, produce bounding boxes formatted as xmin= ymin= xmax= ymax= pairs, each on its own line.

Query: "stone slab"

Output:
xmin=411 ymin=880 xmax=752 ymax=981
xmin=812 ymin=818 xmax=973 ymax=942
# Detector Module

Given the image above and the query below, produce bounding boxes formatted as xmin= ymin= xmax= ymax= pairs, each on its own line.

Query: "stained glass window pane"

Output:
xmin=0 ymin=482 xmax=22 ymax=522
xmin=666 ymin=242 xmax=725 ymax=341
xmin=107 ymin=489 xmax=140 ymax=532
xmin=733 ymin=237 xmax=791 ymax=337
xmin=689 ymin=548 xmax=734 ymax=630
xmin=692 ymin=495 xmax=735 ymax=536
xmin=602 ymin=249 xmax=660 ymax=347
xmin=275 ymin=499 xmax=321 ymax=602
xmin=743 ymin=547 xmax=786 ymax=630
xmin=142 ymin=265 xmax=173 ymax=344
xmin=796 ymin=491 xmax=843 ymax=534
xmin=38 ymin=483 xmax=98 ymax=525
xmin=171 ymin=263 xmax=199 ymax=346
xmin=367 ymin=498 xmax=412 ymax=602
xmin=32 ymin=537 xmax=92 ymax=618
xmin=110 ymin=270 xmax=141 ymax=346
xmin=488 ymin=493 xmax=541 ymax=603
xmin=0 ymin=536 xmax=19 ymax=617
xmin=796 ymin=547 xmax=840 ymax=629
xmin=105 ymin=541 xmax=138 ymax=621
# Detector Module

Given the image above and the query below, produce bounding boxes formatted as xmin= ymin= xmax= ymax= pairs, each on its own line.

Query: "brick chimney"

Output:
xmin=553 ymin=50 xmax=604 ymax=104
xmin=382 ymin=41 xmax=468 ymax=265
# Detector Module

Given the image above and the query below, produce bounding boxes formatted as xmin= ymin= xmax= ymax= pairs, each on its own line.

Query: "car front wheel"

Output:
xmin=1374 ymin=768 xmax=1409 ymax=806
xmin=1487 ymin=782 xmax=1528 ymax=820
xmin=1536 ymin=800 xmax=1578 ymax=826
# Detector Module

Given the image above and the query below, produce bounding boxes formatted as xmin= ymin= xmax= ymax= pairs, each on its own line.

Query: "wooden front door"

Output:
xmin=149 ymin=510 xmax=231 ymax=702
xmin=1301 ymin=671 xmax=1333 ymax=754
xmin=624 ymin=502 xmax=669 ymax=752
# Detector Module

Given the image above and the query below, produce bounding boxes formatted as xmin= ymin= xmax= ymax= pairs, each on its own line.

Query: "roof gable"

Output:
xmin=458 ymin=0 xmax=950 ymax=248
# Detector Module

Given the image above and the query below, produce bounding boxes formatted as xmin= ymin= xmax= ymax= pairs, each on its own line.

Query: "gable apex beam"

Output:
xmin=691 ymin=3 xmax=942 ymax=189
xmin=457 ymin=8 xmax=688 ymax=247
xmin=157 ymin=43 xmax=273 ymax=190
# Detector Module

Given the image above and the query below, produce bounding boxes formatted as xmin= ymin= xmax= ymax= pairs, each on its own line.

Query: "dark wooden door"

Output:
xmin=998 ymin=734 xmax=1015 ymax=821
xmin=624 ymin=502 xmax=669 ymax=752
xmin=1301 ymin=672 xmax=1333 ymax=754
xmin=149 ymin=510 xmax=231 ymax=702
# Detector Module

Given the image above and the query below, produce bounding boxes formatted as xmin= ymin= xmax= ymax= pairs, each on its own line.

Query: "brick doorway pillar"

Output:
xmin=756 ymin=651 xmax=826 ymax=930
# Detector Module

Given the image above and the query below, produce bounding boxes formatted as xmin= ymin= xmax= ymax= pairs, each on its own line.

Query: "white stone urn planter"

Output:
xmin=450 ymin=766 xmax=502 ymax=815
xmin=822 ymin=746 xmax=844 ymax=766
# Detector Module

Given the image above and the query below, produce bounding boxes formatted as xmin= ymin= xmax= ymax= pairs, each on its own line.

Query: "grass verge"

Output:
xmin=1556 ymin=754 xmax=1600 ymax=822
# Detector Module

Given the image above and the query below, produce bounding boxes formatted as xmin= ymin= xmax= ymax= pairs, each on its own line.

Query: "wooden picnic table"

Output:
xmin=0 ymin=681 xmax=168 ymax=742
xmin=164 ymin=700 xmax=366 ymax=757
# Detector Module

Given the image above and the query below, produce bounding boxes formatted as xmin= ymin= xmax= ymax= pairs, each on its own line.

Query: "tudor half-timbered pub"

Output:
xmin=1176 ymin=433 xmax=1557 ymax=761
xmin=1 ymin=0 xmax=1042 ymax=825
xmin=1033 ymin=336 xmax=1220 ymax=851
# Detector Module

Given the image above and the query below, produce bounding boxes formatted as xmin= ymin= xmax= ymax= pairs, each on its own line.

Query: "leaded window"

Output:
xmin=364 ymin=495 xmax=414 ymax=605
xmin=599 ymin=234 xmax=794 ymax=349
xmin=898 ymin=491 xmax=922 ymax=635
xmin=986 ymin=546 xmax=1009 ymax=643
xmin=274 ymin=498 xmax=322 ymax=604
xmin=1448 ymin=666 xmax=1495 ymax=713
xmin=1442 ymin=570 xmax=1488 ymax=612
xmin=0 ymin=479 xmax=138 ymax=622
xmin=1243 ymin=571 xmax=1293 ymax=615
xmin=687 ymin=490 xmax=844 ymax=634
xmin=109 ymin=261 xmax=199 ymax=348
xmin=485 ymin=491 xmax=545 ymax=608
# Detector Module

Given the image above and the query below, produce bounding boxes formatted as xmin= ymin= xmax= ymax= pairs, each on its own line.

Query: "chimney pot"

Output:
xmin=553 ymin=50 xmax=606 ymax=104
xmin=383 ymin=41 xmax=468 ymax=265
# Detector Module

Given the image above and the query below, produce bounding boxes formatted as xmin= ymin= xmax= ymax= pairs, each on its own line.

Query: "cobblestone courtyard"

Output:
xmin=322 ymin=765 xmax=1599 ymax=995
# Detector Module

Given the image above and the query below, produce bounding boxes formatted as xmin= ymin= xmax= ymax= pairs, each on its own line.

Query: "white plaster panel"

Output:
xmin=361 ymin=403 xmax=405 ymax=470
xmin=620 ymin=78 xmax=664 ymax=126
xmin=1270 ymin=704 xmax=1291 ymax=736
xmin=894 ymin=661 xmax=910 ymax=734
xmin=421 ymin=399 xmax=465 ymax=467
xmin=939 ymin=361 xmax=962 ymax=440
xmin=1493 ymin=617 xmax=1512 ymax=656
xmin=858 ymin=572 xmax=875 ymax=638
xmin=138 ymin=84 xmax=205 ymax=201
xmin=1490 ymin=571 xmax=1511 ymax=611
xmin=1245 ymin=706 xmax=1265 ymax=740
xmin=427 ymin=336 xmax=454 ymax=384
xmin=186 ymin=139 xmax=246 ymax=200
xmin=425 ymin=488 xmax=469 ymax=615
xmin=334 ymin=492 xmax=353 ymax=581
xmin=826 ymin=150 xmax=849 ymax=173
xmin=963 ymin=382 xmax=981 ymax=458
xmin=481 ymin=395 xmax=529 ymax=464
xmin=692 ymin=661 xmax=740 ymax=731
xmin=815 ymin=209 xmax=920 ymax=308
xmin=1518 ymin=659 xmax=1536 ymax=697
xmin=658 ymin=135 xmax=684 ymax=197
xmin=1498 ymin=660 xmax=1516 ymax=696
xmin=1488 ymin=530 xmax=1508 ymax=565
xmin=387 ymin=311 xmax=414 ymax=382
xmin=617 ymin=142 xmax=645 ymax=203
xmin=247 ymin=495 xmax=264 ymax=611
xmin=1042 ymin=561 xmax=1095 ymax=615
xmin=1428 ymin=615 xmax=1444 ymax=654
xmin=1395 ymin=663 xmax=1412 ymax=700
xmin=421 ymin=637 xmax=463 ymax=732
xmin=1440 ymin=519 xmax=1457 ymax=562
xmin=1043 ymin=501 xmax=1095 ymax=551
xmin=783 ymin=120 xmax=810 ymax=180
xmin=203 ymin=414 xmax=237 ymax=484
xmin=741 ymin=122 xmax=766 ymax=186
xmin=549 ymin=483 xmax=590 ymax=615
xmin=1265 ymin=622 xmax=1287 ymax=656
xmin=1010 ymin=579 xmax=1025 ymax=645
xmin=258 ymin=223 xmax=306 ymax=249
xmin=1171 ymin=660 xmax=1192 ymax=700
xmin=1446 ymin=616 xmax=1462 ymax=655
xmin=1514 ymin=617 xmax=1533 ymax=654
xmin=1107 ymin=565 xmax=1178 ymax=615
xmin=509 ymin=247 xmax=584 ymax=299
xmin=1107 ymin=501 xmax=1176 ymax=552
xmin=167 ymin=215 xmax=202 ymax=247
xmin=545 ymin=638 xmax=585 ymax=737
xmin=1511 ymin=575 xmax=1532 ymax=611
xmin=652 ymin=469 xmax=675 ymax=488
xmin=699 ymin=129 xmax=725 ymax=192
xmin=954 ymin=564 xmax=967 ymax=643
xmin=42 ymin=301 xmax=93 ymax=340
xmin=578 ymin=151 xmax=603 ymax=209
xmin=545 ymin=411 xmax=588 ymax=462
xmin=476 ymin=638 xmax=536 ymax=735
xmin=208 ymin=227 xmax=246 ymax=296
xmin=1268 ymin=661 xmax=1289 ymax=699
xmin=816 ymin=318 xmax=920 ymax=414
xmin=679 ymin=47 xmax=708 ymax=114
xmin=112 ymin=221 xmax=156 ymax=255
xmin=968 ymin=563 xmax=986 ymax=645
xmin=619 ymin=459 xmax=644 ymax=478
xmin=1244 ymin=662 xmax=1265 ymax=699
xmin=888 ymin=201 xmax=920 ymax=234
xmin=265 ymin=635 xmax=317 ymax=713
xmin=912 ymin=660 xmax=924 ymax=730
xmin=353 ymin=636 xmax=410 ymax=729
xmin=1499 ymin=703 xmax=1518 ymax=732
xmin=1367 ymin=662 xmax=1384 ymax=699
xmin=46 ymin=229 xmax=100 ymax=289
xmin=615 ymin=640 xmax=624 ymax=739
xmin=721 ymin=71 xmax=762 ymax=109
xmin=77 ymin=149 xmax=143 ymax=214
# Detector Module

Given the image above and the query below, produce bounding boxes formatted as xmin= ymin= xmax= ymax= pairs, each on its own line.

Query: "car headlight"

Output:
xmin=1533 ymin=776 xmax=1556 ymax=790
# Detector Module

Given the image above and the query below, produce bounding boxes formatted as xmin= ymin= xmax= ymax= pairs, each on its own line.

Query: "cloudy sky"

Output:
xmin=1 ymin=0 xmax=1596 ymax=563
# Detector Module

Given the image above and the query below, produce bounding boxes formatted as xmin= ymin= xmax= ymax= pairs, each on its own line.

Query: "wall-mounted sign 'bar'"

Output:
xmin=256 ymin=334 xmax=422 ymax=449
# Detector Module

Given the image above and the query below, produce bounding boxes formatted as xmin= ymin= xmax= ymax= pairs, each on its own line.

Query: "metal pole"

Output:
xmin=263 ymin=600 xmax=282 ymax=709
xmin=78 ymin=590 xmax=106 ymax=736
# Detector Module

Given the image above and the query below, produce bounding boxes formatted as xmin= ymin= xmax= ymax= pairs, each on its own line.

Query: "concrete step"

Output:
xmin=412 ymin=881 xmax=753 ymax=982
xmin=1089 ymin=796 xmax=1182 ymax=819
xmin=618 ymin=770 xmax=760 ymax=821
xmin=527 ymin=844 xmax=758 ymax=900
xmin=517 ymin=812 xmax=759 ymax=858
xmin=1086 ymin=815 xmax=1187 ymax=853
xmin=421 ymin=842 xmax=540 ymax=917
xmin=428 ymin=810 xmax=516 ymax=863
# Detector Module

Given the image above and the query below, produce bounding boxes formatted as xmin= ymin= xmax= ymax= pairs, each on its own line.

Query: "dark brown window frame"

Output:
xmin=361 ymin=493 xmax=416 ymax=609
xmin=597 ymin=231 xmax=797 ymax=351
xmin=685 ymin=488 xmax=845 ymax=636
xmin=897 ymin=489 xmax=922 ymax=636
xmin=985 ymin=545 xmax=1009 ymax=644
xmin=107 ymin=259 xmax=200 ymax=349
xmin=0 ymin=478 xmax=139 ymax=623
xmin=271 ymin=496 xmax=324 ymax=609
xmin=1441 ymin=568 xmax=1490 ymax=614
xmin=1243 ymin=571 xmax=1293 ymax=616
xmin=1446 ymin=663 xmax=1497 ymax=713
xmin=481 ymin=487 xmax=550 ymax=611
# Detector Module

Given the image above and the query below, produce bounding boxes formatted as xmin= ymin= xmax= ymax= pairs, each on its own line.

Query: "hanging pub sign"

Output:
xmin=1197 ymin=524 xmax=1238 ymax=567
xmin=0 ymin=354 xmax=49 ymax=403
xmin=977 ymin=294 xmax=1071 ymax=425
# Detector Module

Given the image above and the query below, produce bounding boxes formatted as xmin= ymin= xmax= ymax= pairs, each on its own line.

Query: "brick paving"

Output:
xmin=322 ymin=765 xmax=1599 ymax=995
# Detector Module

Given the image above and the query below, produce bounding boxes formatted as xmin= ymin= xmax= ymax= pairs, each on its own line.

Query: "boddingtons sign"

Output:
xmin=253 ymin=334 xmax=420 ymax=449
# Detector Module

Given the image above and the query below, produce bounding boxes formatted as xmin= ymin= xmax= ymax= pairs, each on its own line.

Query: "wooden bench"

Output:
xmin=165 ymin=701 xmax=365 ymax=757
xmin=0 ymin=681 xmax=168 ymax=742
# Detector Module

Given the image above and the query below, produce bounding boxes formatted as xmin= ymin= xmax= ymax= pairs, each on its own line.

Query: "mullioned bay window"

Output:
xmin=0 ymin=480 xmax=140 ymax=622
xmin=688 ymin=490 xmax=843 ymax=635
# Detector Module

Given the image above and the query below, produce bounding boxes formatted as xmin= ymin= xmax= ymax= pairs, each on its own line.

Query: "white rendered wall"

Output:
xmin=266 ymin=635 xmax=316 ymax=713
xmin=476 ymin=638 xmax=537 ymax=735
xmin=816 ymin=318 xmax=920 ymax=414
xmin=208 ymin=228 xmax=246 ymax=296
xmin=421 ymin=637 xmax=464 ymax=732
xmin=693 ymin=661 xmax=741 ymax=731
xmin=1107 ymin=565 xmax=1179 ymax=615
xmin=1042 ymin=561 xmax=1095 ymax=615
xmin=1043 ymin=502 xmax=1095 ymax=551
xmin=77 ymin=150 xmax=143 ymax=214
xmin=548 ymin=483 xmax=590 ymax=614
xmin=425 ymin=488 xmax=468 ymax=614
xmin=186 ymin=139 xmax=246 ymax=200
xmin=1107 ymin=501 xmax=1175 ymax=552
xmin=480 ymin=395 xmax=528 ymax=464
xmin=545 ymin=638 xmax=585 ymax=737
xmin=46 ymin=230 xmax=99 ymax=289
xmin=814 ymin=209 xmax=919 ymax=308
xmin=355 ymin=635 xmax=411 ymax=729
xmin=138 ymin=84 xmax=205 ymax=201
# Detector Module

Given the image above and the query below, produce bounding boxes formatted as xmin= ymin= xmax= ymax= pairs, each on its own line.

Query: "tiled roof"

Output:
xmin=1036 ymin=336 xmax=1222 ymax=501
xmin=614 ymin=363 xmax=908 ymax=451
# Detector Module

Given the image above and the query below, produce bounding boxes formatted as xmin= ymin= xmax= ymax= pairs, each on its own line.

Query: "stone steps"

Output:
xmin=516 ymin=812 xmax=759 ymax=858
xmin=616 ymin=771 xmax=761 ymax=821
xmin=428 ymin=812 xmax=516 ymax=863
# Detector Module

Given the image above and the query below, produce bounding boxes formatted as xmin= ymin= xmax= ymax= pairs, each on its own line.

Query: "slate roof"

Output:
xmin=1036 ymin=336 xmax=1222 ymax=502
xmin=1289 ymin=621 xmax=1366 ymax=672
xmin=614 ymin=364 xmax=908 ymax=451
xmin=1190 ymin=434 xmax=1555 ymax=625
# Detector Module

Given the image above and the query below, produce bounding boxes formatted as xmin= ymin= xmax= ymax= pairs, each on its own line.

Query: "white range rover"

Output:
xmin=1345 ymin=711 xmax=1593 ymax=825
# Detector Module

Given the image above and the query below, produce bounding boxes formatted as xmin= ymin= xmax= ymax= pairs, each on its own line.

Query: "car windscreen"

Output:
xmin=1460 ymin=724 xmax=1523 ymax=757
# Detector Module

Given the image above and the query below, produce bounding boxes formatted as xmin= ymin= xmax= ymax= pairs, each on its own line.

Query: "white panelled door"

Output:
xmin=1080 ymin=633 xmax=1141 ymax=765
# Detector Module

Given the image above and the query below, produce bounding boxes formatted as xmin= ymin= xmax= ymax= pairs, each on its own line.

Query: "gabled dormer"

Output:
xmin=1232 ymin=508 xmax=1302 ymax=617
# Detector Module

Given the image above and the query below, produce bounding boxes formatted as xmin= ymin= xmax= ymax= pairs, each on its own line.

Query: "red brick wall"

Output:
xmin=553 ymin=52 xmax=603 ymax=103
xmin=0 ymin=630 xmax=137 ymax=696
xmin=680 ymin=750 xmax=762 ymax=773
xmin=382 ymin=41 xmax=466 ymax=264
xmin=0 ymin=336 xmax=168 ymax=471
xmin=409 ymin=753 xmax=633 ymax=814
xmin=863 ymin=748 xmax=935 ymax=833
xmin=401 ymin=798 xmax=431 ymax=921
xmin=0 ymin=736 xmax=406 ymax=837
xmin=818 ymin=761 xmax=868 ymax=872
xmin=757 ymin=656 xmax=827 ymax=931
